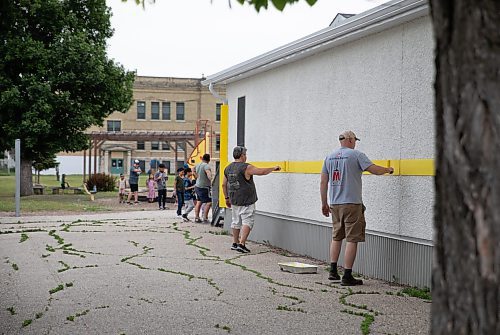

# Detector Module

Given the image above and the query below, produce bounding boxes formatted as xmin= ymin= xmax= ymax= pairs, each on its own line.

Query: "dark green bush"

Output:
xmin=86 ymin=173 xmax=116 ymax=192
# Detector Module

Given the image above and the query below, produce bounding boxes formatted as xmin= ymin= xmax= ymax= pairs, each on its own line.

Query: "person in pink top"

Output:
xmin=146 ymin=174 xmax=156 ymax=203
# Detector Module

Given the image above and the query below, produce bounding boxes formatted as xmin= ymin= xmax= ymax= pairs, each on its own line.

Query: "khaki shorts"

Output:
xmin=231 ymin=204 xmax=256 ymax=229
xmin=330 ymin=204 xmax=366 ymax=243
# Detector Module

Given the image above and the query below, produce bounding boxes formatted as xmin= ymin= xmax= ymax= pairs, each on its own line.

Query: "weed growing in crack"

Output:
xmin=341 ymin=309 xmax=375 ymax=335
xmin=215 ymin=324 xmax=231 ymax=333
xmin=7 ymin=307 xmax=16 ymax=315
xmin=46 ymin=244 xmax=56 ymax=252
xmin=58 ymin=261 xmax=71 ymax=273
xmin=277 ymin=305 xmax=306 ymax=313
xmin=49 ymin=284 xmax=64 ymax=294
xmin=19 ymin=233 xmax=29 ymax=243
xmin=65 ymin=282 xmax=74 ymax=287
xmin=400 ymin=286 xmax=431 ymax=300
xmin=11 ymin=263 xmax=19 ymax=271
xmin=224 ymin=257 xmax=312 ymax=292
xmin=66 ymin=309 xmax=89 ymax=322
xmin=22 ymin=319 xmax=32 ymax=328
xmin=48 ymin=230 xmax=64 ymax=245
xmin=207 ymin=230 xmax=229 ymax=236
xmin=95 ymin=305 xmax=110 ymax=309
xmin=35 ymin=312 xmax=43 ymax=319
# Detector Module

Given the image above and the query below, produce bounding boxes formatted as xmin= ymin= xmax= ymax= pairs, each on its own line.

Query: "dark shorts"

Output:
xmin=195 ymin=187 xmax=211 ymax=203
xmin=130 ymin=184 xmax=138 ymax=192
xmin=330 ymin=204 xmax=366 ymax=242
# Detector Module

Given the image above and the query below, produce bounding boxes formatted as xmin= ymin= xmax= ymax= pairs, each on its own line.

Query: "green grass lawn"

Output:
xmin=0 ymin=174 xmax=175 ymax=213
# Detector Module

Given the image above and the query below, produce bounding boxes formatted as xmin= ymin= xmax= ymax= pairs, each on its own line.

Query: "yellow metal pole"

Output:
xmin=219 ymin=104 xmax=229 ymax=208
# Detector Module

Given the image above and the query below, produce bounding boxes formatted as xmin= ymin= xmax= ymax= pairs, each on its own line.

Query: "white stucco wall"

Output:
xmin=225 ymin=16 xmax=435 ymax=242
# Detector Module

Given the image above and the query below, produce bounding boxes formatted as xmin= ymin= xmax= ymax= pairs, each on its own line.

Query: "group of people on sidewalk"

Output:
xmin=117 ymin=130 xmax=393 ymax=286
xmin=117 ymin=156 xmax=216 ymax=224
xmin=173 ymin=153 xmax=213 ymax=223
xmin=222 ymin=130 xmax=393 ymax=286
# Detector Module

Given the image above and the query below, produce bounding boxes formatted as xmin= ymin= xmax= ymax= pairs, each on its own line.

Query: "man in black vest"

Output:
xmin=222 ymin=146 xmax=281 ymax=253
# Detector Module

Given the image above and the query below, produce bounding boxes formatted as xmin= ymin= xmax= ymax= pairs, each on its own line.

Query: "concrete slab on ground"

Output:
xmin=0 ymin=211 xmax=430 ymax=335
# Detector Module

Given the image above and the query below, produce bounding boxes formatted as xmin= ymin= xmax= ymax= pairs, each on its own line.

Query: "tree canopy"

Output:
xmin=126 ymin=0 xmax=317 ymax=12
xmin=0 ymin=0 xmax=135 ymax=165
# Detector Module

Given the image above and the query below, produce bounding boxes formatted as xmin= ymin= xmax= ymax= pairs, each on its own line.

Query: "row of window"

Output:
xmin=136 ymin=141 xmax=183 ymax=151
xmin=137 ymin=101 xmax=183 ymax=121
xmin=136 ymin=101 xmax=223 ymax=122
xmin=135 ymin=139 xmax=220 ymax=152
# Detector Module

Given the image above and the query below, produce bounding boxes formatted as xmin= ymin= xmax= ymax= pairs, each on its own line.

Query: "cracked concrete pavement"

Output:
xmin=0 ymin=211 xmax=430 ymax=334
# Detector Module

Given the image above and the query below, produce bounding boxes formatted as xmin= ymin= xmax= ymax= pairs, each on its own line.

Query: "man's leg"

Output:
xmin=158 ymin=190 xmax=163 ymax=208
xmin=330 ymin=240 xmax=342 ymax=263
xmin=134 ymin=191 xmax=138 ymax=203
xmin=231 ymin=206 xmax=241 ymax=249
xmin=127 ymin=190 xmax=132 ymax=203
xmin=232 ymin=228 xmax=240 ymax=244
xmin=343 ymin=242 xmax=358 ymax=269
xmin=239 ymin=225 xmax=251 ymax=245
xmin=203 ymin=202 xmax=212 ymax=220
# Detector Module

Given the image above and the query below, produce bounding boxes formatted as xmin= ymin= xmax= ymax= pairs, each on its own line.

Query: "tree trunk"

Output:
xmin=20 ymin=158 xmax=33 ymax=196
xmin=430 ymin=1 xmax=500 ymax=334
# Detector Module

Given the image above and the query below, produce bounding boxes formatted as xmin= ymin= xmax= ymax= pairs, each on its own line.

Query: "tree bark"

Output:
xmin=20 ymin=158 xmax=33 ymax=196
xmin=430 ymin=0 xmax=500 ymax=334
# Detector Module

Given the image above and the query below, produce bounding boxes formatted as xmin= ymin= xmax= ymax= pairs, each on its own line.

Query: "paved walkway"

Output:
xmin=0 ymin=211 xmax=430 ymax=334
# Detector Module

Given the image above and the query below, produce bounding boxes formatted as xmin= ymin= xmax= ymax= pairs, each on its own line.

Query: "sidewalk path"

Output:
xmin=0 ymin=211 xmax=430 ymax=334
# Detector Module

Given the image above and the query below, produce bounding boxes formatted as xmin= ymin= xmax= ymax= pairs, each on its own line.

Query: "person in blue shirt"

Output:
xmin=182 ymin=168 xmax=196 ymax=222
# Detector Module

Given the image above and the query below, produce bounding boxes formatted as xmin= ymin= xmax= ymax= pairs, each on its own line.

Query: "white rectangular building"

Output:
xmin=203 ymin=0 xmax=434 ymax=287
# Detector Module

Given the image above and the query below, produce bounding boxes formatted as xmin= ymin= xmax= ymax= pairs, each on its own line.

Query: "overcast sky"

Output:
xmin=106 ymin=0 xmax=387 ymax=78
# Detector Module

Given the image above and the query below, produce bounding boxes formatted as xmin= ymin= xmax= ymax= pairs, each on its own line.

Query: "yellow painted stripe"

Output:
xmin=218 ymin=104 xmax=229 ymax=208
xmin=246 ymin=159 xmax=435 ymax=176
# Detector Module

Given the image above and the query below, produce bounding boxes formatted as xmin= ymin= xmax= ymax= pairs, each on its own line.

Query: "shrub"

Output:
xmin=86 ymin=173 xmax=116 ymax=192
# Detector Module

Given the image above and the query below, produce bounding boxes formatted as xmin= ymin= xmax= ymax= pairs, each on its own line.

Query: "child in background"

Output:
xmin=182 ymin=168 xmax=196 ymax=222
xmin=174 ymin=168 xmax=185 ymax=218
xmin=118 ymin=174 xmax=128 ymax=203
xmin=146 ymin=174 xmax=155 ymax=203
xmin=155 ymin=164 xmax=168 ymax=210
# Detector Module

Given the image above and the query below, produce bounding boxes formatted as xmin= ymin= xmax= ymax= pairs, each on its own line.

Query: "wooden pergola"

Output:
xmin=83 ymin=130 xmax=203 ymax=181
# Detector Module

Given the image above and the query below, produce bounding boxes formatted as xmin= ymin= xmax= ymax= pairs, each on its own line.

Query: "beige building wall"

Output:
xmin=60 ymin=76 xmax=225 ymax=176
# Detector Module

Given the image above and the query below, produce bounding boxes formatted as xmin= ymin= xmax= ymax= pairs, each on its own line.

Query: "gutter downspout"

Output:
xmin=208 ymin=83 xmax=228 ymax=209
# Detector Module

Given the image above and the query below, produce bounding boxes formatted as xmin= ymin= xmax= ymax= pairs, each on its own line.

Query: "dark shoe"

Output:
xmin=341 ymin=276 xmax=363 ymax=286
xmin=236 ymin=244 xmax=250 ymax=253
xmin=231 ymin=243 xmax=238 ymax=251
xmin=194 ymin=218 xmax=202 ymax=223
xmin=328 ymin=272 xmax=340 ymax=281
xmin=182 ymin=214 xmax=190 ymax=222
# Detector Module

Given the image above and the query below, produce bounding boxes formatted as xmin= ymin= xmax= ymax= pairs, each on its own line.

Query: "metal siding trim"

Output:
xmin=224 ymin=210 xmax=432 ymax=287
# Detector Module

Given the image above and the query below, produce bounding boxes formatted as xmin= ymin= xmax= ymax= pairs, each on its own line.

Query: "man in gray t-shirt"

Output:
xmin=320 ymin=130 xmax=393 ymax=286
xmin=194 ymin=154 xmax=213 ymax=223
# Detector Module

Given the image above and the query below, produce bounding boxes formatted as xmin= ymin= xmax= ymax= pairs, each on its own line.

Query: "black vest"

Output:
xmin=224 ymin=162 xmax=257 ymax=206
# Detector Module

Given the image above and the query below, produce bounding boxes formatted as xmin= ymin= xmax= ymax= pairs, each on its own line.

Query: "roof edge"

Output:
xmin=202 ymin=0 xmax=428 ymax=86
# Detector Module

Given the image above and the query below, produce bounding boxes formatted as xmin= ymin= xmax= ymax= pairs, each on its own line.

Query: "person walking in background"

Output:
xmin=174 ymin=167 xmax=185 ymax=218
xmin=117 ymin=173 xmax=128 ymax=203
xmin=127 ymin=159 xmax=142 ymax=204
xmin=194 ymin=154 xmax=213 ymax=223
xmin=146 ymin=174 xmax=155 ymax=203
xmin=320 ymin=130 xmax=394 ymax=286
xmin=182 ymin=168 xmax=196 ymax=221
xmin=155 ymin=163 xmax=168 ymax=210
xmin=223 ymin=146 xmax=281 ymax=253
